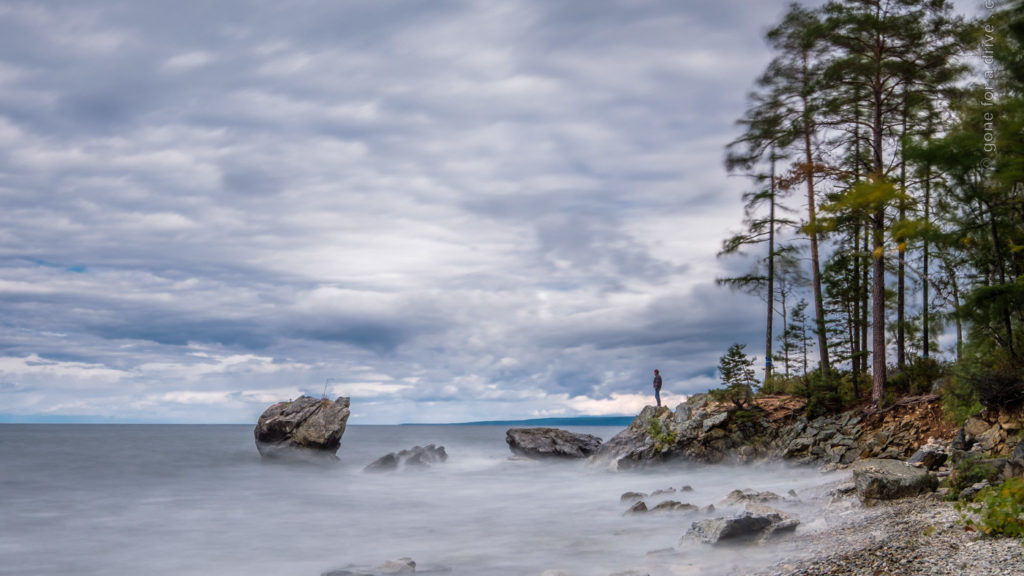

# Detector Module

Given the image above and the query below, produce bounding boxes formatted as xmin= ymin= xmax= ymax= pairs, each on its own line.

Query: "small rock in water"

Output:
xmin=719 ymin=488 xmax=780 ymax=506
xmin=624 ymin=501 xmax=648 ymax=516
xmin=620 ymin=491 xmax=648 ymax=503
xmin=377 ymin=557 xmax=416 ymax=574
xmin=365 ymin=445 xmax=447 ymax=472
xmin=650 ymin=500 xmax=698 ymax=513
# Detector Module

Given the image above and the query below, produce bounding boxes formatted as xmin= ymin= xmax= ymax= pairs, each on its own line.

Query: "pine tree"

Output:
xmin=714 ymin=343 xmax=759 ymax=408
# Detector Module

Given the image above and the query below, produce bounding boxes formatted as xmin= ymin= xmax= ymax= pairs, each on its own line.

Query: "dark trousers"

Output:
xmin=654 ymin=387 xmax=661 ymax=407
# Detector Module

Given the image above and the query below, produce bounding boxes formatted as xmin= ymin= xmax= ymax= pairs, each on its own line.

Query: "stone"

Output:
xmin=963 ymin=417 xmax=991 ymax=439
xmin=1011 ymin=438 xmax=1024 ymax=468
xmin=506 ymin=427 xmax=603 ymax=459
xmin=254 ymin=396 xmax=350 ymax=460
xmin=620 ymin=491 xmax=648 ymax=503
xmin=365 ymin=445 xmax=448 ymax=472
xmin=377 ymin=557 xmax=416 ymax=574
xmin=852 ymin=458 xmax=939 ymax=505
xmin=624 ymin=501 xmax=648 ymax=516
xmin=650 ymin=500 xmax=698 ymax=513
xmin=720 ymin=489 xmax=780 ymax=506
xmin=908 ymin=444 xmax=948 ymax=471
xmin=959 ymin=480 xmax=991 ymax=501
xmin=684 ymin=504 xmax=798 ymax=546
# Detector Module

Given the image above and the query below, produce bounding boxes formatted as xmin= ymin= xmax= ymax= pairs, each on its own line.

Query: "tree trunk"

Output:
xmin=765 ymin=155 xmax=776 ymax=385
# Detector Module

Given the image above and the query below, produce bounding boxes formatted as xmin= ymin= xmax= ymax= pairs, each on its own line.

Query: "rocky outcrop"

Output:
xmin=365 ymin=444 xmax=448 ymax=472
xmin=254 ymin=395 xmax=350 ymax=460
xmin=505 ymin=427 xmax=603 ymax=459
xmin=852 ymin=458 xmax=939 ymax=505
xmin=590 ymin=393 xmax=967 ymax=470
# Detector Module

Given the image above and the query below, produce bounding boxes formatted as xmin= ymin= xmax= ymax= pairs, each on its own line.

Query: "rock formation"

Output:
xmin=590 ymin=393 xmax=961 ymax=470
xmin=505 ymin=427 xmax=603 ymax=459
xmin=852 ymin=458 xmax=939 ymax=505
xmin=684 ymin=503 xmax=798 ymax=546
xmin=365 ymin=444 xmax=448 ymax=472
xmin=254 ymin=395 xmax=350 ymax=460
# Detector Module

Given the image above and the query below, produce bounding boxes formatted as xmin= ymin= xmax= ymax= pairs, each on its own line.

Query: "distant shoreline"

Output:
xmin=401 ymin=415 xmax=634 ymax=427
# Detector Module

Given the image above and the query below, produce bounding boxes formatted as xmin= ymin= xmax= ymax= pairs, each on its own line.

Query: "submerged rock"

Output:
xmin=254 ymin=395 xmax=350 ymax=460
xmin=650 ymin=500 xmax=699 ymax=513
xmin=505 ymin=427 xmax=603 ymax=459
xmin=853 ymin=458 xmax=939 ymax=505
xmin=365 ymin=445 xmax=448 ymax=472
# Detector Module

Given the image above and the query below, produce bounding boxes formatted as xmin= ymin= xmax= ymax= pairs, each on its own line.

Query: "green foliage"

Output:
xmin=956 ymin=477 xmax=1024 ymax=538
xmin=646 ymin=417 xmax=677 ymax=451
xmin=957 ymin=350 xmax=1024 ymax=409
xmin=712 ymin=343 xmax=759 ymax=408
xmin=761 ymin=373 xmax=809 ymax=397
xmin=940 ymin=374 xmax=983 ymax=426
xmin=888 ymin=356 xmax=946 ymax=396
xmin=948 ymin=454 xmax=1001 ymax=497
xmin=804 ymin=367 xmax=849 ymax=418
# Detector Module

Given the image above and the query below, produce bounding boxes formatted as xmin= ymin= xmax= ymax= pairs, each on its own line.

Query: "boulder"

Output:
xmin=365 ymin=445 xmax=448 ymax=472
xmin=684 ymin=504 xmax=798 ymax=545
xmin=254 ymin=396 xmax=350 ymax=460
xmin=506 ymin=427 xmax=603 ymax=459
xmin=1010 ymin=438 xmax=1024 ymax=475
xmin=959 ymin=480 xmax=991 ymax=501
xmin=852 ymin=458 xmax=939 ymax=505
xmin=908 ymin=444 xmax=948 ymax=471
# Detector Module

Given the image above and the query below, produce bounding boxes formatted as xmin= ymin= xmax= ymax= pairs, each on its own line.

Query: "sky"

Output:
xmin=0 ymin=0 xmax=835 ymax=424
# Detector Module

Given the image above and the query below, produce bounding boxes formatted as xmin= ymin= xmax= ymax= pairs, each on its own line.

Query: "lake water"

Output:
xmin=0 ymin=424 xmax=852 ymax=575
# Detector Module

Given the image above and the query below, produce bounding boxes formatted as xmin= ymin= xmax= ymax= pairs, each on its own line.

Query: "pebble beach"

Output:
xmin=759 ymin=492 xmax=1024 ymax=576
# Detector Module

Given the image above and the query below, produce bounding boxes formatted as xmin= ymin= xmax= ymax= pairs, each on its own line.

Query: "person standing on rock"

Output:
xmin=653 ymin=369 xmax=663 ymax=407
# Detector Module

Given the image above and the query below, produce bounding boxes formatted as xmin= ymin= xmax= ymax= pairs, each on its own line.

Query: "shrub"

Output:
xmin=939 ymin=375 xmax=983 ymax=426
xmin=956 ymin=477 xmax=1024 ymax=538
xmin=711 ymin=343 xmax=758 ymax=408
xmin=948 ymin=454 xmax=1001 ymax=497
xmin=646 ymin=417 xmax=677 ymax=451
xmin=888 ymin=356 xmax=945 ymax=396
xmin=957 ymin=351 xmax=1024 ymax=409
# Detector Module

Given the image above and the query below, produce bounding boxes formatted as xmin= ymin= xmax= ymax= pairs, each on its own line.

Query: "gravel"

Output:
xmin=756 ymin=491 xmax=1024 ymax=576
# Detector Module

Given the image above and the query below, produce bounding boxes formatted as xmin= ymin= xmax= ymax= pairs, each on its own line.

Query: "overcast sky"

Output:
xmin=0 ymin=0 xmax=833 ymax=424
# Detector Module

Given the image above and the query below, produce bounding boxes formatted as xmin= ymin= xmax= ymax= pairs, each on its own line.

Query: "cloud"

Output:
xmin=0 ymin=0 xmax=801 ymax=423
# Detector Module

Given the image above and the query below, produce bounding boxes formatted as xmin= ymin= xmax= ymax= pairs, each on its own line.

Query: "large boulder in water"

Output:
xmin=254 ymin=395 xmax=350 ymax=460
xmin=506 ymin=427 xmax=603 ymax=459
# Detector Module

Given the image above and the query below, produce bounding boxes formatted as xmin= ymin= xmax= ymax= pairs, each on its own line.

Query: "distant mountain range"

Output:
xmin=402 ymin=415 xmax=634 ymax=427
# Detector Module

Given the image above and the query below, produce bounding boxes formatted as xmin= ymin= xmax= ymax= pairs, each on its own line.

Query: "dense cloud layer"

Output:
xmin=1 ymin=0 xmax=802 ymax=423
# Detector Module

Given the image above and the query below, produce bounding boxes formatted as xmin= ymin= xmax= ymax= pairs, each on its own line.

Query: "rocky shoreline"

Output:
xmin=756 ymin=491 xmax=1024 ymax=576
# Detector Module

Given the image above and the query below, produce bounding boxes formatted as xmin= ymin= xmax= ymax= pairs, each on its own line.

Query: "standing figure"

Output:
xmin=653 ymin=369 xmax=663 ymax=407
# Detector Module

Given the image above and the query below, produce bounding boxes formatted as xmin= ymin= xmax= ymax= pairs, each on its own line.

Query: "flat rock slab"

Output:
xmin=506 ymin=427 xmax=603 ymax=459
xmin=853 ymin=457 xmax=938 ymax=505
xmin=685 ymin=503 xmax=798 ymax=546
